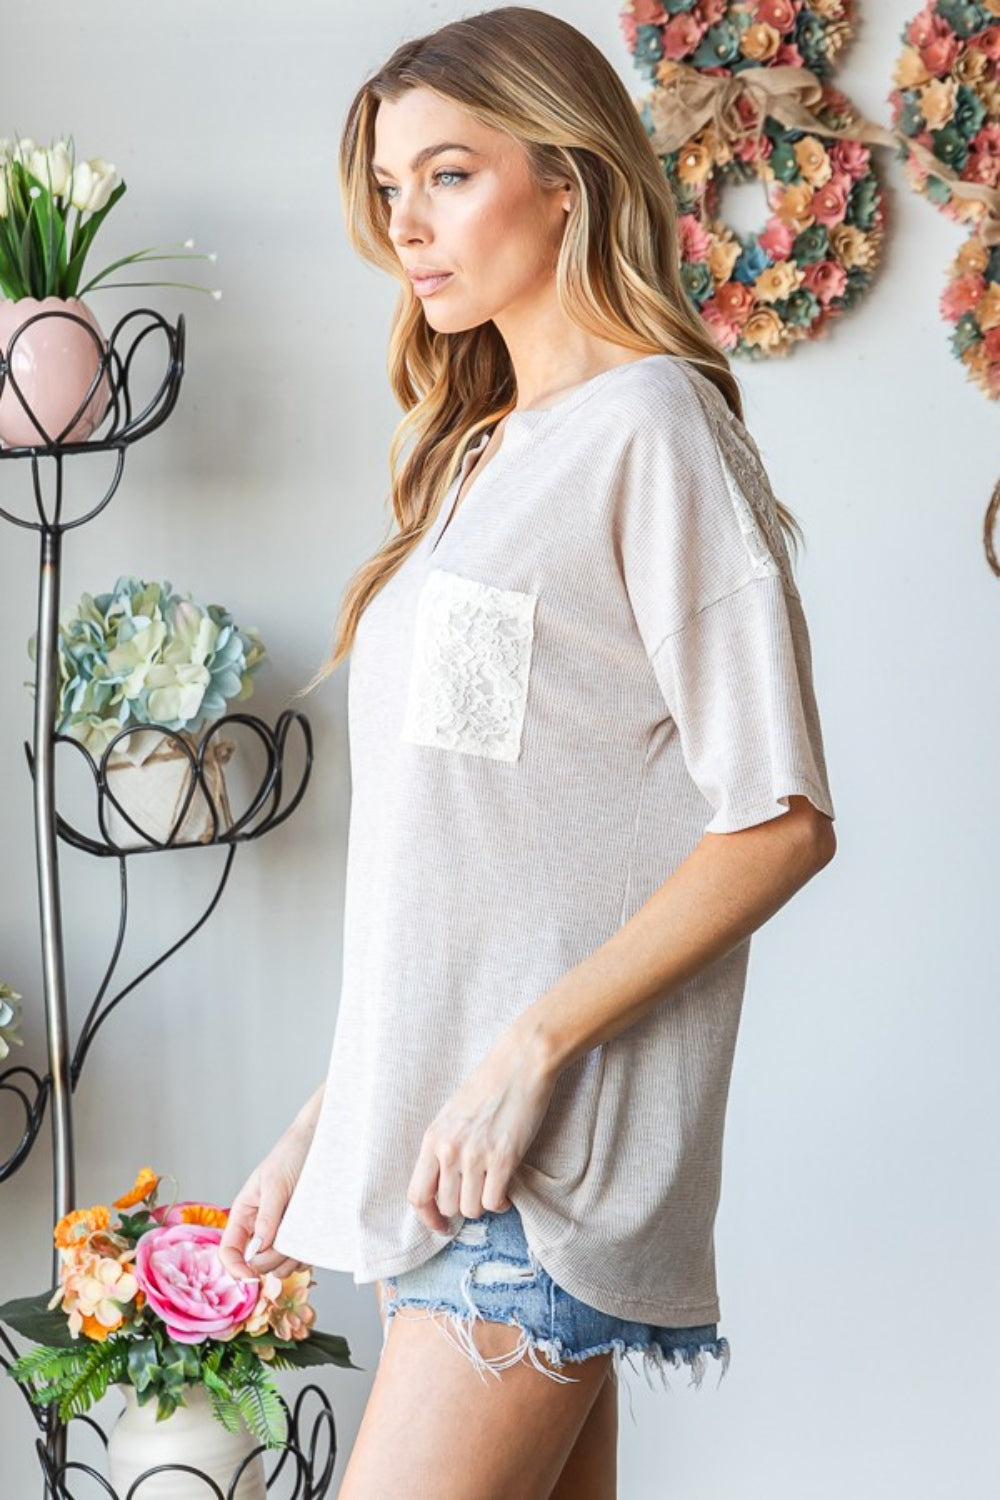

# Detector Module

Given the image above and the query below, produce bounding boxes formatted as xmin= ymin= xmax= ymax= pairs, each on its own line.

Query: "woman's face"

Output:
xmin=371 ymin=87 xmax=570 ymax=335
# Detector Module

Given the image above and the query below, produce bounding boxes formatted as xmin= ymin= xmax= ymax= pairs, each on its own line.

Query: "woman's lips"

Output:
xmin=411 ymin=272 xmax=453 ymax=296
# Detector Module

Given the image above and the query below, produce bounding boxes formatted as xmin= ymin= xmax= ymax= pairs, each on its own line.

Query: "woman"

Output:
xmin=218 ymin=7 xmax=837 ymax=1496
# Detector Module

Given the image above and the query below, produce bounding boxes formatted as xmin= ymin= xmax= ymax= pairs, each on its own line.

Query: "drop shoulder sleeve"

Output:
xmin=615 ymin=360 xmax=837 ymax=836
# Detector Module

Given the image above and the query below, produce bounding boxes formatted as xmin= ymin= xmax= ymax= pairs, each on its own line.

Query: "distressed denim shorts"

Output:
xmin=380 ymin=1204 xmax=731 ymax=1408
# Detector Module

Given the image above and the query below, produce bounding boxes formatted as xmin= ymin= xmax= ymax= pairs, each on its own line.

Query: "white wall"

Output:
xmin=1 ymin=3 xmax=998 ymax=1496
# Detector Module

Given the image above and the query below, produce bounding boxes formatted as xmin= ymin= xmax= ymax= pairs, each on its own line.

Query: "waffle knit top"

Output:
xmin=272 ymin=352 xmax=836 ymax=1326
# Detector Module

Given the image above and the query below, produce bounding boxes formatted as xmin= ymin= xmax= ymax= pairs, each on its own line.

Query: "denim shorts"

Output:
xmin=380 ymin=1204 xmax=730 ymax=1408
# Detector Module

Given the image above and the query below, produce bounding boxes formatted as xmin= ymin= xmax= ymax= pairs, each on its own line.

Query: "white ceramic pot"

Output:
xmin=103 ymin=734 xmax=235 ymax=849
xmin=0 ymin=295 xmax=111 ymax=447
xmin=107 ymin=1381 xmax=268 ymax=1499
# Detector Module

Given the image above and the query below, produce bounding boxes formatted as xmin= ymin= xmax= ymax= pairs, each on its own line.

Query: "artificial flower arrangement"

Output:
xmin=888 ymin=2 xmax=1000 ymax=399
xmin=0 ymin=982 xmax=23 ymax=1060
xmin=620 ymin=1 xmax=888 ymax=357
xmin=0 ymin=1168 xmax=355 ymax=1447
xmin=27 ymin=574 xmax=267 ymax=768
xmin=0 ymin=132 xmax=217 ymax=301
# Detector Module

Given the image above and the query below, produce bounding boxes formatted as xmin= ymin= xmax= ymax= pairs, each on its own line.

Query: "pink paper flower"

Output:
xmin=678 ymin=212 xmax=712 ymax=261
xmin=134 ymin=1223 xmax=259 ymax=1345
xmin=812 ymin=179 xmax=850 ymax=227
xmin=758 ymin=218 xmax=796 ymax=259
xmin=801 ymin=259 xmax=848 ymax=304
xmin=662 ymin=14 xmax=705 ymax=59
xmin=756 ymin=0 xmax=799 ymax=33
xmin=829 ymin=140 xmax=872 ymax=181
xmin=940 ymin=273 xmax=987 ymax=321
xmin=701 ymin=300 xmax=740 ymax=349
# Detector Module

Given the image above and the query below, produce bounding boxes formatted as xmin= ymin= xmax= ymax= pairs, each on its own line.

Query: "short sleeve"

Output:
xmin=616 ymin=359 xmax=836 ymax=835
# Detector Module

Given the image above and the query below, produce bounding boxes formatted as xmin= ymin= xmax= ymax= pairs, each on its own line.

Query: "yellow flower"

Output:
xmin=811 ymin=0 xmax=846 ymax=16
xmin=919 ymin=78 xmax=957 ymax=132
xmin=892 ymin=47 xmax=930 ymax=90
xmin=708 ymin=234 xmax=742 ymax=286
xmin=676 ymin=140 xmax=713 ymax=188
xmin=775 ymin=182 xmax=815 ymax=229
xmin=754 ymin=260 xmax=805 ymax=303
xmin=977 ymin=284 xmax=1000 ymax=332
xmin=829 ymin=223 xmax=869 ymax=269
xmin=178 ymin=1203 xmax=229 ymax=1229
xmin=955 ymin=240 xmax=990 ymax=277
xmin=54 ymin=1205 xmax=110 ymax=1249
xmin=740 ymin=23 xmax=781 ymax=63
xmin=794 ymin=136 xmax=833 ymax=189
xmin=742 ymin=308 xmax=786 ymax=352
xmin=113 ymin=1167 xmax=160 ymax=1210
xmin=954 ymin=49 xmax=989 ymax=87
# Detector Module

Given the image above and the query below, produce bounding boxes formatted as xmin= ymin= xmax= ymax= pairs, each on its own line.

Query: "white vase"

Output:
xmin=107 ymin=1381 xmax=268 ymax=1499
xmin=102 ymin=733 xmax=236 ymax=849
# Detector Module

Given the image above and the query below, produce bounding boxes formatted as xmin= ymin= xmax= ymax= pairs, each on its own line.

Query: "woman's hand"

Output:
xmin=407 ymin=1031 xmax=559 ymax=1233
xmin=218 ymin=1121 xmax=314 ymax=1283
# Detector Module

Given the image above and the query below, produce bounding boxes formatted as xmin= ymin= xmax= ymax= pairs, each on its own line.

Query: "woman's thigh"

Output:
xmin=340 ymin=1290 xmax=613 ymax=1500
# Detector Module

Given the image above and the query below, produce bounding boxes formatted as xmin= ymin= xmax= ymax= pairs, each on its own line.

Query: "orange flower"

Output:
xmin=113 ymin=1167 xmax=160 ymax=1210
xmin=79 ymin=1312 xmax=121 ymax=1340
xmin=178 ymin=1204 xmax=229 ymax=1230
xmin=54 ymin=1205 xmax=110 ymax=1249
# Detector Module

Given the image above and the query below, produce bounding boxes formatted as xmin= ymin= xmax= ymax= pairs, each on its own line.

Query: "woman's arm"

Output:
xmin=506 ymin=796 xmax=836 ymax=1078
xmin=405 ymin=797 xmax=835 ymax=1233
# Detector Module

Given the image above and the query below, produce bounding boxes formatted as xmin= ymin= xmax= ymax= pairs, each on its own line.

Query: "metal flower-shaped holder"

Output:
xmin=0 ymin=308 xmax=339 ymax=1496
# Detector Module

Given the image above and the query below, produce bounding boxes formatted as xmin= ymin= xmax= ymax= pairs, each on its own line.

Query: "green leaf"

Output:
xmin=62 ymin=180 xmax=127 ymax=296
xmin=234 ymin=1368 xmax=287 ymax=1449
xmin=126 ymin=1338 xmax=159 ymax=1393
xmin=259 ymin=1328 xmax=361 ymax=1370
xmin=0 ymin=1292 xmax=79 ymax=1349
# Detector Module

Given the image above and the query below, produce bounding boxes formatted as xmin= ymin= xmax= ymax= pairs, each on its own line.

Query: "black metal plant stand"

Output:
xmin=0 ymin=307 xmax=337 ymax=1497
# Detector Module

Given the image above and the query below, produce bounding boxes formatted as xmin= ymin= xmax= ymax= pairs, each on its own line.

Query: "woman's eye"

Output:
xmin=375 ymin=170 xmax=469 ymax=201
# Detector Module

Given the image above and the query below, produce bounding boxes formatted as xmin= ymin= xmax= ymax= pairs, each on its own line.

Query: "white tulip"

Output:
xmin=26 ymin=143 xmax=73 ymax=198
xmin=68 ymin=157 xmax=119 ymax=214
xmin=0 ymin=170 xmax=7 ymax=221
xmin=11 ymin=137 xmax=37 ymax=165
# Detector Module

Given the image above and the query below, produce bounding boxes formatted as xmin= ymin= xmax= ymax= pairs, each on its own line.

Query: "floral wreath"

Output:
xmin=889 ymin=1 xmax=1000 ymax=400
xmin=620 ymin=0 xmax=898 ymax=358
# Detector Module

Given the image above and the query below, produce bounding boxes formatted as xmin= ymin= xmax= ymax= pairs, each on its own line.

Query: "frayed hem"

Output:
xmin=381 ymin=1278 xmax=731 ymax=1404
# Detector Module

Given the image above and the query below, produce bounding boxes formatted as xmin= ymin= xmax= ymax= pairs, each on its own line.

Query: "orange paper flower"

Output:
xmin=113 ymin=1167 xmax=160 ymax=1210
xmin=54 ymin=1205 xmax=110 ymax=1249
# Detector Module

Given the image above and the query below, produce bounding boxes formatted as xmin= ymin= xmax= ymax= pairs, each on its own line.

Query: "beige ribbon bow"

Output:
xmin=641 ymin=59 xmax=1000 ymax=247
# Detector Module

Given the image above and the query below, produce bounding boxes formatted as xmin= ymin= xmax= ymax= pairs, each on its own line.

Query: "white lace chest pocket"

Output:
xmin=400 ymin=568 xmax=538 ymax=762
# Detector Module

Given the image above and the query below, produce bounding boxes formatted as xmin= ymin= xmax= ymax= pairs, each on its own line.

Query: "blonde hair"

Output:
xmin=295 ymin=4 xmax=802 ymax=697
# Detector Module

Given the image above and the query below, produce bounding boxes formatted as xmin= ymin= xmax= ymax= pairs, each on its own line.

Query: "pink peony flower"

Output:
xmin=134 ymin=1223 xmax=259 ymax=1345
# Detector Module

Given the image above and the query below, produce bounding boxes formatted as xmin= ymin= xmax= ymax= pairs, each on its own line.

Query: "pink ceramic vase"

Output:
xmin=0 ymin=295 xmax=112 ymax=447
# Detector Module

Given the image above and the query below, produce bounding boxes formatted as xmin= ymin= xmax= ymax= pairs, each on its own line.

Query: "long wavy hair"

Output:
xmin=295 ymin=5 xmax=803 ymax=697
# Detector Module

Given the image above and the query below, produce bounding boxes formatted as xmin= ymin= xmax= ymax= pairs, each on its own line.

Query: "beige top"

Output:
xmin=273 ymin=353 xmax=836 ymax=1325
